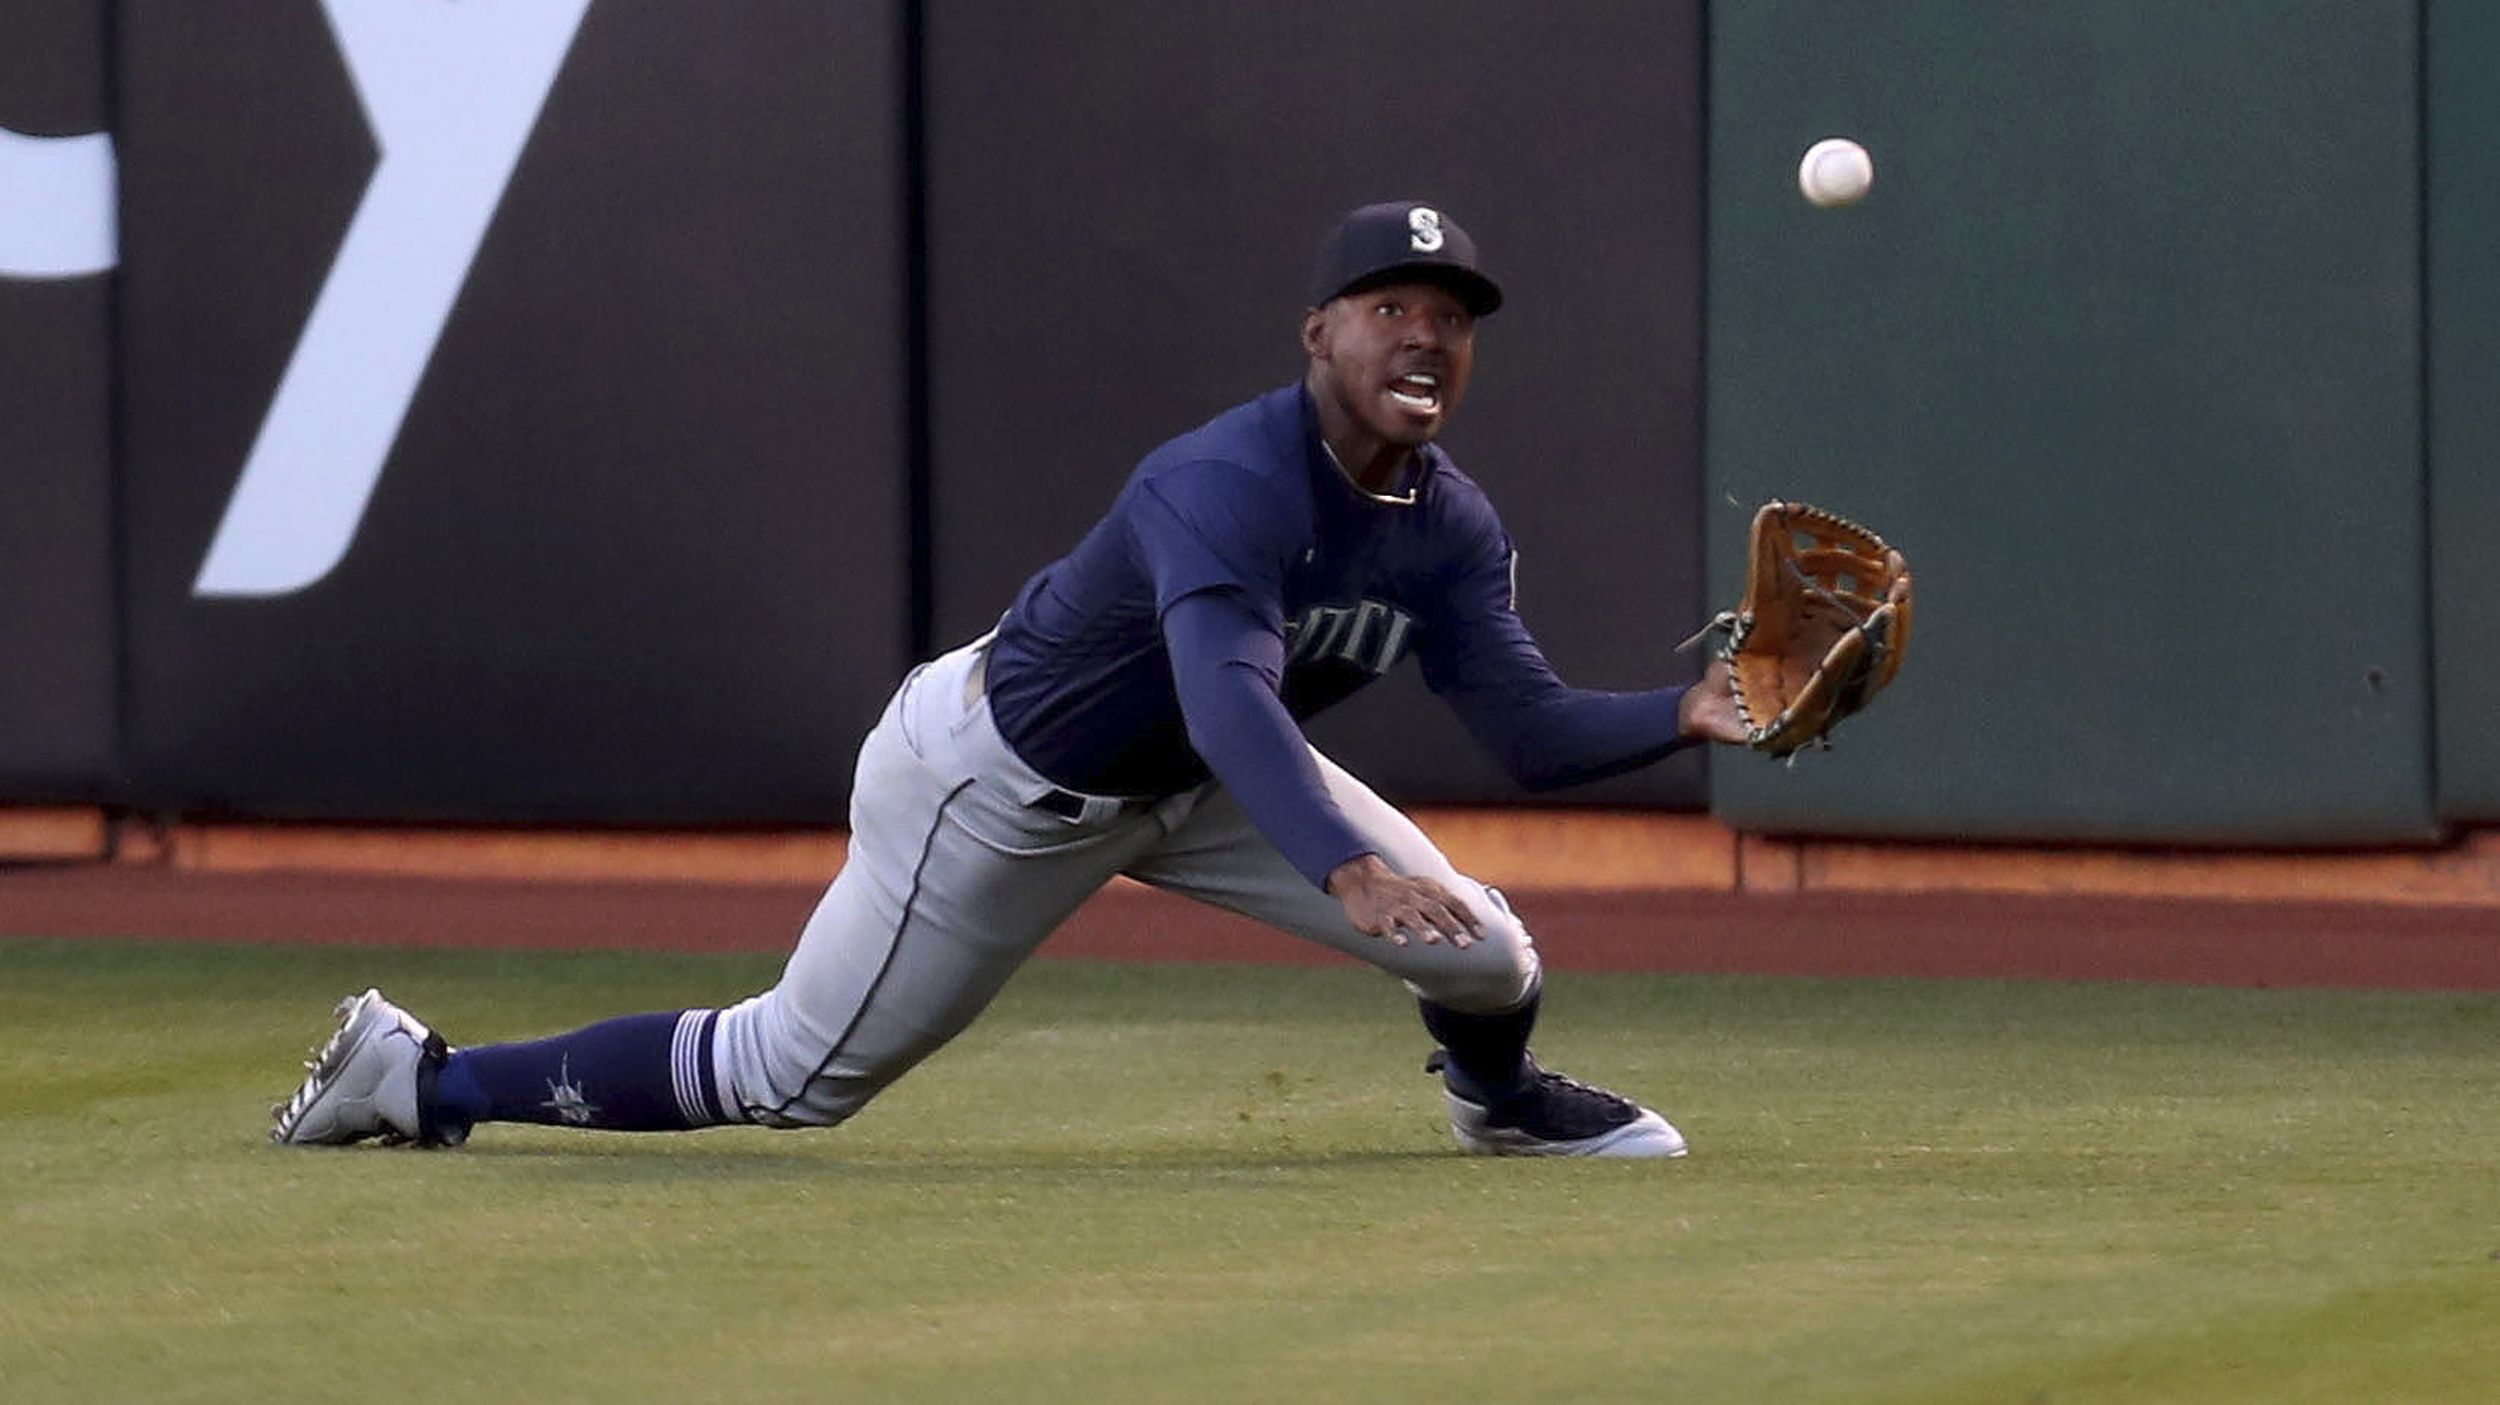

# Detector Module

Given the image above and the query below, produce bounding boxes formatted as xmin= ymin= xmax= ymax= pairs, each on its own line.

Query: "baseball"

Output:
xmin=1797 ymin=137 xmax=1874 ymax=208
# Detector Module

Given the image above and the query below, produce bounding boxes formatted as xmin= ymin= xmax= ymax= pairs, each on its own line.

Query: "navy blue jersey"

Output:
xmin=986 ymin=381 xmax=1692 ymax=885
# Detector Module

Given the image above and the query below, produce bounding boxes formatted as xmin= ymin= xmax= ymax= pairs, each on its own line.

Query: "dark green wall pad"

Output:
xmin=2430 ymin=0 xmax=2500 ymax=820
xmin=1708 ymin=2 xmax=2438 ymax=843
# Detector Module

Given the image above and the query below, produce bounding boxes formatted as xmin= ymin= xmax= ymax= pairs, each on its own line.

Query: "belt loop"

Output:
xmin=962 ymin=640 xmax=990 ymax=708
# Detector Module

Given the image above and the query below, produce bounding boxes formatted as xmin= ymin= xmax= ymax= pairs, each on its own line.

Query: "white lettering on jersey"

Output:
xmin=192 ymin=0 xmax=591 ymax=599
xmin=0 ymin=128 xmax=116 ymax=278
xmin=1284 ymin=599 xmax=1417 ymax=677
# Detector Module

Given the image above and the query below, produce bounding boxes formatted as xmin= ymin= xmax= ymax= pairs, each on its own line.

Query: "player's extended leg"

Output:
xmin=273 ymin=640 xmax=1159 ymax=1146
xmin=706 ymin=640 xmax=1177 ymax=1127
xmin=1123 ymin=751 xmax=1687 ymax=1158
xmin=708 ymin=704 xmax=1155 ymax=1127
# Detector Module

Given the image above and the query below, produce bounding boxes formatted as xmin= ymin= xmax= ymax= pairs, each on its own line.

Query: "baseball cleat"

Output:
xmin=1428 ymin=1051 xmax=1688 ymax=1159
xmin=269 ymin=989 xmax=449 ymax=1146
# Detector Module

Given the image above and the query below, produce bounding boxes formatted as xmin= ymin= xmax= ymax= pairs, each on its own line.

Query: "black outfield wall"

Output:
xmin=111 ymin=3 xmax=907 ymax=821
xmin=0 ymin=0 xmax=120 ymax=800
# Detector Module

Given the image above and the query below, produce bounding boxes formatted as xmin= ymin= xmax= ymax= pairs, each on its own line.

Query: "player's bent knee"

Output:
xmin=1406 ymin=890 xmax=1539 ymax=1013
xmin=1414 ymin=946 xmax=1538 ymax=1014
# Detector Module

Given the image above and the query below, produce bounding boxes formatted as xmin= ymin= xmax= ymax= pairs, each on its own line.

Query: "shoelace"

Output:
xmin=1426 ymin=1051 xmax=1636 ymax=1119
xmin=1523 ymin=1068 xmax=1635 ymax=1118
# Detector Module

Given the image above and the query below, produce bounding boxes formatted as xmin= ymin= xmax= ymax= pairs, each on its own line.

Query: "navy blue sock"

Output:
xmin=428 ymin=1009 xmax=729 ymax=1136
xmin=1419 ymin=978 xmax=1541 ymax=1097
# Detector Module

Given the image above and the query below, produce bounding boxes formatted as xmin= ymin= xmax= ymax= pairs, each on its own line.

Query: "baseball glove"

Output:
xmin=1698 ymin=500 xmax=1914 ymax=757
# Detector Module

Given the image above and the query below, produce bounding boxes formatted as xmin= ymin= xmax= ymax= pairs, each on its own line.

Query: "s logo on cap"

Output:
xmin=1407 ymin=206 xmax=1445 ymax=253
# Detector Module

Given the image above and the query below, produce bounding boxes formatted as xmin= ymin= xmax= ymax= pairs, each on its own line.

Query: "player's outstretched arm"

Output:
xmin=1420 ymin=516 xmax=1749 ymax=785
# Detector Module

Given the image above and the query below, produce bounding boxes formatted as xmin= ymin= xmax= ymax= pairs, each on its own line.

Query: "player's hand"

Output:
xmin=1326 ymin=854 xmax=1483 ymax=948
xmin=1678 ymin=657 xmax=1752 ymax=746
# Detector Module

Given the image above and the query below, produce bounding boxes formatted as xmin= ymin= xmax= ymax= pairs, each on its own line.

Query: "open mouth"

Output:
xmin=1387 ymin=371 xmax=1441 ymax=413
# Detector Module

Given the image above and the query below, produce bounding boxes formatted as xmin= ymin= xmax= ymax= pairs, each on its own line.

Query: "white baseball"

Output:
xmin=1797 ymin=137 xmax=1874 ymax=208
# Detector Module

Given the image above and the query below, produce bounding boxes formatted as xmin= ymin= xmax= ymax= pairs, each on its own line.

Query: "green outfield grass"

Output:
xmin=2 ymin=936 xmax=2494 ymax=1404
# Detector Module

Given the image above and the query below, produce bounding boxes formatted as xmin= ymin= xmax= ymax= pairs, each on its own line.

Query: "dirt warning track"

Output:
xmin=4 ymin=864 xmax=2494 ymax=992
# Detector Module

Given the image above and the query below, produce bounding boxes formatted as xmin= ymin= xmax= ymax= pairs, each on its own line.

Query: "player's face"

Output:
xmin=1302 ymin=280 xmax=1477 ymax=449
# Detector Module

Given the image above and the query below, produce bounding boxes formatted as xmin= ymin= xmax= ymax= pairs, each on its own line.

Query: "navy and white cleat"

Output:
xmin=1429 ymin=1051 xmax=1688 ymax=1159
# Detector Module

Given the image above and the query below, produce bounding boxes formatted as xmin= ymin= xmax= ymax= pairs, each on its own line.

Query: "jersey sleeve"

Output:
xmin=1162 ymin=590 xmax=1376 ymax=890
xmin=1415 ymin=494 xmax=1699 ymax=790
xmin=1129 ymin=458 xmax=1370 ymax=889
xmin=1125 ymin=461 xmax=1295 ymax=632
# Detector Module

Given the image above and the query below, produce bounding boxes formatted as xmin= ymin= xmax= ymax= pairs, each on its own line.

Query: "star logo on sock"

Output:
xmin=541 ymin=1057 xmax=599 ymax=1126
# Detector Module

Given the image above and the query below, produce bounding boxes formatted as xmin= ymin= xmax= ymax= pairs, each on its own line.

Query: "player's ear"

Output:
xmin=1300 ymin=305 xmax=1329 ymax=359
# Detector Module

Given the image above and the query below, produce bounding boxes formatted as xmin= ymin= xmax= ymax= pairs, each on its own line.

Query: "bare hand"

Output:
xmin=1679 ymin=657 xmax=1754 ymax=746
xmin=1325 ymin=854 xmax=1483 ymax=948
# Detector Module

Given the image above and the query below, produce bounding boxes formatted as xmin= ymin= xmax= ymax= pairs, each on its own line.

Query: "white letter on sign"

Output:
xmin=0 ymin=128 xmax=117 ymax=278
xmin=192 ymin=0 xmax=591 ymax=598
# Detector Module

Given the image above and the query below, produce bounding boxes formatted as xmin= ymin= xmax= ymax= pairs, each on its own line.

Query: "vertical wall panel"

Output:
xmin=114 ymin=2 xmax=906 ymax=821
xmin=923 ymin=2 xmax=1711 ymax=806
xmin=2428 ymin=0 xmax=2500 ymax=820
xmin=1709 ymin=1 xmax=2436 ymax=844
xmin=0 ymin=0 xmax=119 ymax=800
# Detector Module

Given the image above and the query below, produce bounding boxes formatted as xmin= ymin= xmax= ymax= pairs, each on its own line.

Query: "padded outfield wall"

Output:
xmin=108 ymin=3 xmax=909 ymax=822
xmin=0 ymin=0 xmax=119 ymax=801
xmin=1707 ymin=1 xmax=2444 ymax=845
xmin=3 ymin=1 xmax=2494 ymax=844
xmin=3 ymin=0 xmax=1714 ymax=823
xmin=2428 ymin=0 xmax=2500 ymax=822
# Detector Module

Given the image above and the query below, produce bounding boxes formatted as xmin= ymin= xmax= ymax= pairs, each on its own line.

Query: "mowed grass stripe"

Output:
xmin=2 ymin=937 xmax=2494 ymax=1404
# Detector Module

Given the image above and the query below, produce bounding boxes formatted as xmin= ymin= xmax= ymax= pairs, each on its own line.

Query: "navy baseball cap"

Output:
xmin=1308 ymin=200 xmax=1504 ymax=316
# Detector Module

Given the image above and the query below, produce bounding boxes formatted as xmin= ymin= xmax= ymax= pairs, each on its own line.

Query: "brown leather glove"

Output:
xmin=1710 ymin=501 xmax=1914 ymax=757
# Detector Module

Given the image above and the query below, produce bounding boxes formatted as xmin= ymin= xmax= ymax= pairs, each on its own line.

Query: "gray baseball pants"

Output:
xmin=708 ymin=635 xmax=1541 ymax=1128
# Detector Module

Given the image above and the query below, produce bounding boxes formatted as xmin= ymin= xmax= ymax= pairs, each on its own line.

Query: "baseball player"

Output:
xmin=272 ymin=199 xmax=1751 ymax=1159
